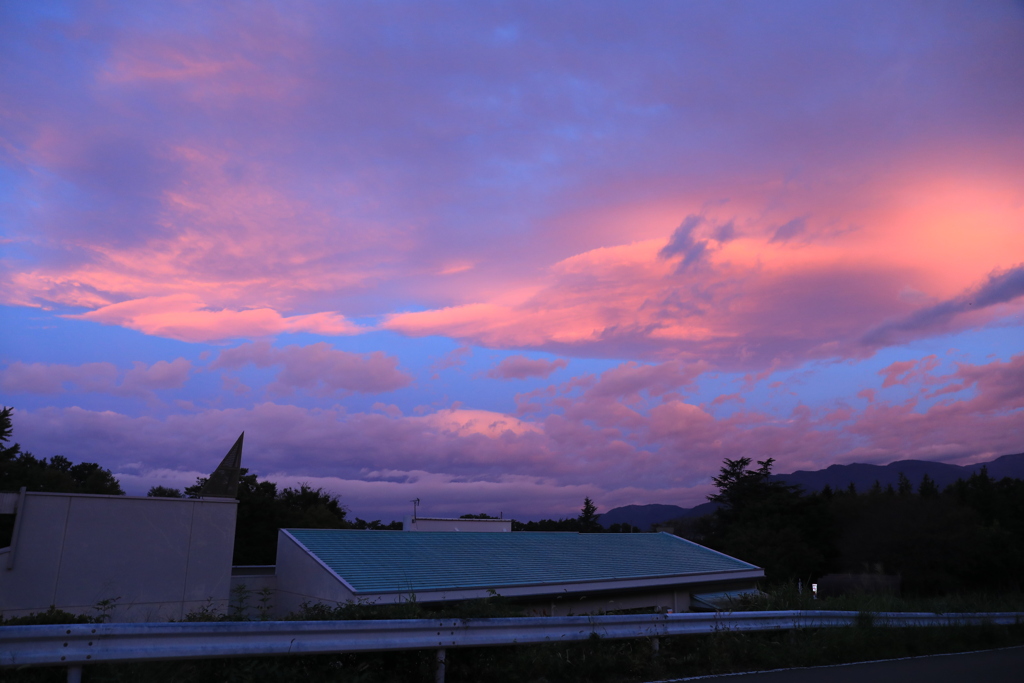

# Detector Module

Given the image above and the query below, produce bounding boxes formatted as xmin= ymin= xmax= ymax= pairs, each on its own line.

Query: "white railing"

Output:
xmin=2 ymin=610 xmax=1022 ymax=682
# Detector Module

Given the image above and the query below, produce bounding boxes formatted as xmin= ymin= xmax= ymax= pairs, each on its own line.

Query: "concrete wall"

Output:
xmin=273 ymin=530 xmax=355 ymax=616
xmin=520 ymin=587 xmax=692 ymax=616
xmin=0 ymin=492 xmax=236 ymax=622
xmin=229 ymin=568 xmax=278 ymax=619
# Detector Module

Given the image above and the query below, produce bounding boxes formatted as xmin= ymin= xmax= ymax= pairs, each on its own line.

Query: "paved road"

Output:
xmin=663 ymin=646 xmax=1024 ymax=682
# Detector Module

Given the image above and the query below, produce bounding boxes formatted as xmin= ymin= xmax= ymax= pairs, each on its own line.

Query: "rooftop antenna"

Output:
xmin=411 ymin=498 xmax=420 ymax=521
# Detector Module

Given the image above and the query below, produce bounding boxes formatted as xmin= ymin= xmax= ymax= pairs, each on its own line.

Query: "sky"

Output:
xmin=1 ymin=1 xmax=1023 ymax=522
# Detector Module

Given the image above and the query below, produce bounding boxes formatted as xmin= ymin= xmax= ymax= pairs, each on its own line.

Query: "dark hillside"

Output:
xmin=774 ymin=453 xmax=1024 ymax=493
xmin=599 ymin=502 xmax=718 ymax=530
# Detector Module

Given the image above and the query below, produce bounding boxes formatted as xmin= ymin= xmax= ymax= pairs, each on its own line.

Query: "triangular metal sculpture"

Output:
xmin=200 ymin=432 xmax=244 ymax=498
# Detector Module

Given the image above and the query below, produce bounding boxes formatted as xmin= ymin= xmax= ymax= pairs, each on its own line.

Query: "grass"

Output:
xmin=735 ymin=583 xmax=1024 ymax=613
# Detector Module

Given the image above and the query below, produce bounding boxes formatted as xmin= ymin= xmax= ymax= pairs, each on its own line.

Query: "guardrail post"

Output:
xmin=67 ymin=665 xmax=82 ymax=683
xmin=435 ymin=647 xmax=446 ymax=683
xmin=651 ymin=636 xmax=660 ymax=657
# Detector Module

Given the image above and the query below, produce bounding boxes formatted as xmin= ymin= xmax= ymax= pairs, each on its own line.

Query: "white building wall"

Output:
xmin=0 ymin=492 xmax=236 ymax=622
xmin=273 ymin=530 xmax=355 ymax=616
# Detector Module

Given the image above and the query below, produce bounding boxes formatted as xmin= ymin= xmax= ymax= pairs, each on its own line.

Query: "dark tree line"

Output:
xmin=510 ymin=497 xmax=640 ymax=533
xmin=1 ymin=407 xmax=124 ymax=546
xmin=0 ymin=407 xmax=123 ymax=496
xmin=679 ymin=457 xmax=1024 ymax=595
xmin=150 ymin=471 xmax=400 ymax=565
xmin=0 ymin=406 xmax=397 ymax=563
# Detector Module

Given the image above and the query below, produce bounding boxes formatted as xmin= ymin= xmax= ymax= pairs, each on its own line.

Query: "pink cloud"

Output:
xmin=945 ymin=354 xmax=1024 ymax=413
xmin=385 ymin=222 xmax=1024 ymax=370
xmin=487 ymin=356 xmax=568 ymax=380
xmin=879 ymin=355 xmax=940 ymax=388
xmin=72 ymin=295 xmax=360 ymax=343
xmin=3 ymin=4 xmax=1021 ymax=370
xmin=211 ymin=341 xmax=411 ymax=395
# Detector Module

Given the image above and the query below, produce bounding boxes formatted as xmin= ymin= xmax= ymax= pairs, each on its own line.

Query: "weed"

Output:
xmin=93 ymin=596 xmax=121 ymax=622
xmin=256 ymin=587 xmax=274 ymax=620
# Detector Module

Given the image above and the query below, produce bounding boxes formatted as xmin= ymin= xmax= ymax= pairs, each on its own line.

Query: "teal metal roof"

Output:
xmin=284 ymin=530 xmax=759 ymax=594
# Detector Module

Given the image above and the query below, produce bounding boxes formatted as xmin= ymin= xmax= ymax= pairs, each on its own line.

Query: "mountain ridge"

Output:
xmin=598 ymin=451 xmax=1024 ymax=530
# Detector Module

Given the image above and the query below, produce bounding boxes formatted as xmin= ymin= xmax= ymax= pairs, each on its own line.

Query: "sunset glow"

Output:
xmin=2 ymin=1 xmax=1022 ymax=521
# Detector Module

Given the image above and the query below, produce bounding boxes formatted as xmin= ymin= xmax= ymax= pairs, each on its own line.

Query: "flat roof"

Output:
xmin=284 ymin=530 xmax=759 ymax=594
xmin=408 ymin=516 xmax=506 ymax=522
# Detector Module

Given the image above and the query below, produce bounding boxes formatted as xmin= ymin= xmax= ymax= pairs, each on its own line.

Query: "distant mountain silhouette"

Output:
xmin=772 ymin=452 xmax=1024 ymax=493
xmin=600 ymin=452 xmax=1024 ymax=529
xmin=598 ymin=502 xmax=718 ymax=530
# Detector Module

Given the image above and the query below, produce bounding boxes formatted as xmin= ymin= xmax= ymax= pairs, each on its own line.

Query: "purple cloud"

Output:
xmin=863 ymin=264 xmax=1024 ymax=347
xmin=659 ymin=215 xmax=710 ymax=272
xmin=769 ymin=216 xmax=808 ymax=243
xmin=487 ymin=356 xmax=568 ymax=380
xmin=0 ymin=359 xmax=190 ymax=398
xmin=211 ymin=342 xmax=411 ymax=395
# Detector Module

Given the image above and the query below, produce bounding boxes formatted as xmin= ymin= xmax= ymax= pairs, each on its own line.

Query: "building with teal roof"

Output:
xmin=273 ymin=529 xmax=763 ymax=616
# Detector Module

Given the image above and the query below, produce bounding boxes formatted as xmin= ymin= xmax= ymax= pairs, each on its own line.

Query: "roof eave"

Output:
xmin=347 ymin=567 xmax=765 ymax=601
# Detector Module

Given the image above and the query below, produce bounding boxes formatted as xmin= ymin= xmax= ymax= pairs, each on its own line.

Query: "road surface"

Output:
xmin=657 ymin=646 xmax=1024 ymax=682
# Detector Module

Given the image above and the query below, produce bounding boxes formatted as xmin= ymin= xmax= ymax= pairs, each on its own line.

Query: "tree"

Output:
xmin=185 ymin=469 xmax=355 ymax=565
xmin=512 ymin=517 xmax=581 ymax=532
xmin=147 ymin=486 xmax=184 ymax=498
xmin=578 ymin=497 xmax=600 ymax=533
xmin=0 ymin=407 xmax=123 ymax=495
xmin=702 ymin=457 xmax=834 ymax=582
xmin=0 ymin=407 xmax=16 ymax=457
xmin=897 ymin=472 xmax=913 ymax=496
xmin=707 ymin=457 xmax=803 ymax=513
xmin=1 ymin=406 xmax=123 ymax=546
xmin=351 ymin=518 xmax=402 ymax=530
xmin=918 ymin=474 xmax=939 ymax=498
xmin=277 ymin=483 xmax=350 ymax=529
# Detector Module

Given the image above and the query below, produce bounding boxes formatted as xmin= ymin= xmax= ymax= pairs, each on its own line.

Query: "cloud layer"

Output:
xmin=10 ymin=352 xmax=1023 ymax=519
xmin=1 ymin=359 xmax=191 ymax=399
xmin=2 ymin=1 xmax=1022 ymax=519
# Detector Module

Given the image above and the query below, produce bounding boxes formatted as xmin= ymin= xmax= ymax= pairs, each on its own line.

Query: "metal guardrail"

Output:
xmin=2 ymin=610 xmax=1022 ymax=678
